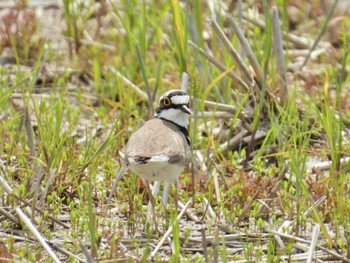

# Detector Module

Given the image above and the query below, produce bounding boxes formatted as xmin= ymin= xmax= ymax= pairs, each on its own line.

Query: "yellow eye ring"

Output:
xmin=163 ymin=97 xmax=171 ymax=106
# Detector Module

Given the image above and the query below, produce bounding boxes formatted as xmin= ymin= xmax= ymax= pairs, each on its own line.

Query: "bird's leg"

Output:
xmin=147 ymin=181 xmax=160 ymax=219
xmin=152 ymin=181 xmax=161 ymax=196
xmin=107 ymin=165 xmax=128 ymax=204
xmin=162 ymin=182 xmax=171 ymax=208
xmin=144 ymin=180 xmax=158 ymax=232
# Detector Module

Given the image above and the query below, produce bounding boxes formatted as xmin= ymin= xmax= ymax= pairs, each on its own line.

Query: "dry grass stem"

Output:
xmin=299 ymin=0 xmax=339 ymax=69
xmin=204 ymin=100 xmax=254 ymax=132
xmin=203 ymin=197 xmax=216 ymax=221
xmin=271 ymin=7 xmax=288 ymax=106
xmin=0 ymin=206 xmax=19 ymax=224
xmin=211 ymin=19 xmax=258 ymax=93
xmin=307 ymin=224 xmax=320 ymax=263
xmin=201 ymin=228 xmax=209 ymax=263
xmin=78 ymin=240 xmax=96 ymax=263
xmin=149 ymin=198 xmax=192 ymax=259
xmin=0 ymin=172 xmax=70 ymax=229
xmin=204 ymin=100 xmax=239 ymax=114
xmin=212 ymin=169 xmax=221 ymax=203
xmin=228 ymin=16 xmax=264 ymax=87
xmin=16 ymin=208 xmax=61 ymax=263
xmin=268 ymin=229 xmax=350 ymax=263
xmin=39 ymin=168 xmax=57 ymax=207
xmin=311 ymin=156 xmax=350 ymax=171
xmin=241 ymin=13 xmax=313 ymax=49
xmin=178 ymin=200 xmax=199 ymax=221
xmin=199 ymin=111 xmax=236 ymax=119
xmin=188 ymin=41 xmax=250 ymax=91
xmin=109 ymin=67 xmax=148 ymax=101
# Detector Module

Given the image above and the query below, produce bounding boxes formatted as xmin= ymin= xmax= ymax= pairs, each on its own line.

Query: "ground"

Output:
xmin=0 ymin=0 xmax=350 ymax=262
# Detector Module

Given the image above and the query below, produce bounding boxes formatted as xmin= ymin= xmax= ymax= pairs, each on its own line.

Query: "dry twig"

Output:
xmin=149 ymin=198 xmax=192 ymax=259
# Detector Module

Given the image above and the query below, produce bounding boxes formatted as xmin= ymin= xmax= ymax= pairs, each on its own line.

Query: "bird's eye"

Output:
xmin=163 ymin=97 xmax=171 ymax=106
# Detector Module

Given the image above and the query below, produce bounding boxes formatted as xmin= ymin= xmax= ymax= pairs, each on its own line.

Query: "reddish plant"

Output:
xmin=0 ymin=0 xmax=41 ymax=63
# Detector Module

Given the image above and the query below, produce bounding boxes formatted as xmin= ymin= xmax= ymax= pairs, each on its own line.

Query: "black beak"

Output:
xmin=180 ymin=104 xmax=191 ymax=115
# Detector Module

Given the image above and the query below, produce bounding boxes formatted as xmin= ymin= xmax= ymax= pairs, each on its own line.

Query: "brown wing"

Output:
xmin=125 ymin=118 xmax=190 ymax=165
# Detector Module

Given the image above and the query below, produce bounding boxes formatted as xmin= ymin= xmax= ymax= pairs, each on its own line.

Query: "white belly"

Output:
xmin=129 ymin=162 xmax=184 ymax=182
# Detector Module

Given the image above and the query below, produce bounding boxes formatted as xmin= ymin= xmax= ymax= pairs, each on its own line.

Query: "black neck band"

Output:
xmin=159 ymin=117 xmax=190 ymax=146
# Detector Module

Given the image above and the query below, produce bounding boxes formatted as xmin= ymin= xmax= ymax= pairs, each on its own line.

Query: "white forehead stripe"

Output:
xmin=170 ymin=95 xmax=189 ymax=105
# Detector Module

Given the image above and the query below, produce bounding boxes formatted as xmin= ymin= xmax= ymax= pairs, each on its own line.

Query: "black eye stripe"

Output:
xmin=159 ymin=101 xmax=189 ymax=109
xmin=172 ymin=103 xmax=189 ymax=109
